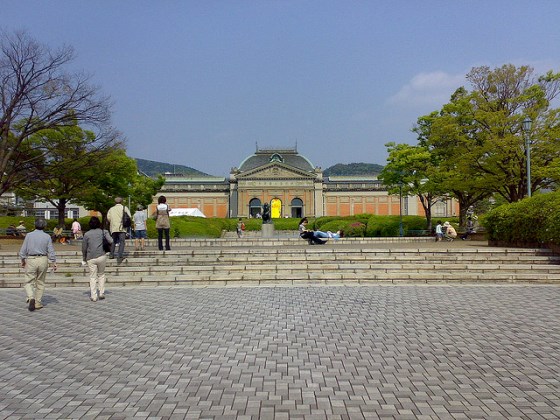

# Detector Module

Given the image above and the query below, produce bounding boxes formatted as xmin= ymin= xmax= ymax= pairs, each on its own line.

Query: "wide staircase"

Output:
xmin=1 ymin=237 xmax=560 ymax=288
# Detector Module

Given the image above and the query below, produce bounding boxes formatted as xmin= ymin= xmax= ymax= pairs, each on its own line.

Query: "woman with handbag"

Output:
xmin=154 ymin=195 xmax=171 ymax=251
xmin=82 ymin=216 xmax=113 ymax=302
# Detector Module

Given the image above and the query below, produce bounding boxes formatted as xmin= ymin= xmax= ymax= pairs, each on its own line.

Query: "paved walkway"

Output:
xmin=1 ymin=285 xmax=559 ymax=419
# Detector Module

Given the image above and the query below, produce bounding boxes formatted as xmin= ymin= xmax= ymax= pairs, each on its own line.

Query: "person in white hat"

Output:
xmin=443 ymin=221 xmax=457 ymax=241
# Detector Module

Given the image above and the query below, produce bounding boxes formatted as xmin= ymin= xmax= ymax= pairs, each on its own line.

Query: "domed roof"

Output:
xmin=238 ymin=147 xmax=315 ymax=172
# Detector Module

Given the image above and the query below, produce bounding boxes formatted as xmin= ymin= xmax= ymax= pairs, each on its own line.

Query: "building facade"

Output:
xmin=152 ymin=147 xmax=458 ymax=219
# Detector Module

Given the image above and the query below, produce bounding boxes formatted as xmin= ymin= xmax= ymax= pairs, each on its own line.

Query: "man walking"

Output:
xmin=19 ymin=218 xmax=57 ymax=312
xmin=107 ymin=197 xmax=131 ymax=263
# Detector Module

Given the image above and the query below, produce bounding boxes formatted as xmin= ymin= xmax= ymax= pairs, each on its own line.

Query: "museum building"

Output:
xmin=151 ymin=147 xmax=457 ymax=219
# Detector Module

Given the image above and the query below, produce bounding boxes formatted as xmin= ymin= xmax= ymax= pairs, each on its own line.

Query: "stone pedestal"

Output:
xmin=261 ymin=224 xmax=275 ymax=238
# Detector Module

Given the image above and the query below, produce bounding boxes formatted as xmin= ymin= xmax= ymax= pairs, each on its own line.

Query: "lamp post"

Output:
xmin=127 ymin=183 xmax=132 ymax=237
xmin=523 ymin=118 xmax=532 ymax=197
xmin=398 ymin=180 xmax=404 ymax=237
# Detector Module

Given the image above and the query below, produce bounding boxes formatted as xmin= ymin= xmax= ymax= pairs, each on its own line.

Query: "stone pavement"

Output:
xmin=1 ymin=285 xmax=559 ymax=419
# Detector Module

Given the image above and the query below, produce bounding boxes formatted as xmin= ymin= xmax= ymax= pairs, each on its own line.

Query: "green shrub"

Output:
xmin=314 ymin=220 xmax=346 ymax=233
xmin=313 ymin=216 xmax=342 ymax=230
xmin=345 ymin=221 xmax=366 ymax=237
xmin=365 ymin=215 xmax=429 ymax=237
xmin=482 ymin=191 xmax=560 ymax=246
xmin=0 ymin=213 xmax=478 ymax=240
xmin=270 ymin=217 xmax=301 ymax=231
xmin=0 ymin=216 xmax=92 ymax=232
xmin=313 ymin=215 xmax=369 ymax=237
xmin=162 ymin=216 xmax=225 ymax=238
xmin=0 ymin=216 xmax=33 ymax=230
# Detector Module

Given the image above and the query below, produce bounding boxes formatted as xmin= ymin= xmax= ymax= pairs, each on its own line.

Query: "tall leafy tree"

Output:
xmin=413 ymin=95 xmax=491 ymax=225
xmin=0 ymin=30 xmax=113 ymax=195
xmin=424 ymin=65 xmax=560 ymax=204
xmin=74 ymin=149 xmax=164 ymax=225
xmin=15 ymin=123 xmax=121 ymax=225
xmin=379 ymin=142 xmax=446 ymax=230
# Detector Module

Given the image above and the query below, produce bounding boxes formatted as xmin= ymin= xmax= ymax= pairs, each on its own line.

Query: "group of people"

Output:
xmin=19 ymin=195 xmax=173 ymax=309
xmin=435 ymin=218 xmax=476 ymax=242
xmin=435 ymin=221 xmax=457 ymax=241
xmin=5 ymin=221 xmax=27 ymax=237
xmin=51 ymin=218 xmax=83 ymax=244
xmin=298 ymin=217 xmax=343 ymax=245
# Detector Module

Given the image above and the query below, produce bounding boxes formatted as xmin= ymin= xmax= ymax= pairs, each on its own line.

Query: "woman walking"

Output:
xmin=82 ymin=216 xmax=113 ymax=302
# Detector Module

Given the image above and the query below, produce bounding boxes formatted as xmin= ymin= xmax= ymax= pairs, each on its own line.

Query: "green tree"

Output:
xmin=379 ymin=142 xmax=446 ymax=231
xmin=414 ymin=98 xmax=491 ymax=226
xmin=128 ymin=174 xmax=165 ymax=213
xmin=74 ymin=149 xmax=164 ymax=225
xmin=0 ymin=30 xmax=112 ymax=196
xmin=425 ymin=65 xmax=560 ymax=204
xmin=15 ymin=123 xmax=120 ymax=226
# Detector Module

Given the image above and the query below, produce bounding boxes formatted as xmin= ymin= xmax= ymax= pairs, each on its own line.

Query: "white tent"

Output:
xmin=169 ymin=208 xmax=206 ymax=218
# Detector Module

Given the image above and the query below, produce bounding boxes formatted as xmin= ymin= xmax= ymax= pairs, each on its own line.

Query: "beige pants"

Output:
xmin=24 ymin=256 xmax=48 ymax=303
xmin=87 ymin=254 xmax=107 ymax=299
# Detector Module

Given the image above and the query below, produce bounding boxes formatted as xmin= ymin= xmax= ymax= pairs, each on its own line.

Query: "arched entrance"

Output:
xmin=249 ymin=198 xmax=262 ymax=218
xmin=291 ymin=198 xmax=303 ymax=218
xmin=270 ymin=198 xmax=282 ymax=218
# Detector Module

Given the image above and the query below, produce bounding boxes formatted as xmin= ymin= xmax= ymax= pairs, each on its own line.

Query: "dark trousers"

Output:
xmin=111 ymin=232 xmax=126 ymax=258
xmin=157 ymin=228 xmax=170 ymax=250
xmin=300 ymin=231 xmax=326 ymax=245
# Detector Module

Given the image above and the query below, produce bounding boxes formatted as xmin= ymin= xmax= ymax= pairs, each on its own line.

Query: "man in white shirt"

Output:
xmin=107 ymin=197 xmax=131 ymax=263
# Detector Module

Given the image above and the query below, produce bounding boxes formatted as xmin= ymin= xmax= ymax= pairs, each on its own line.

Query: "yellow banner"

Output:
xmin=271 ymin=199 xmax=282 ymax=218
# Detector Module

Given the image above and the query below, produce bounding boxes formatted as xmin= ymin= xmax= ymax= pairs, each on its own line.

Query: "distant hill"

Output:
xmin=323 ymin=163 xmax=384 ymax=177
xmin=136 ymin=158 xmax=209 ymax=177
xmin=136 ymin=158 xmax=382 ymax=178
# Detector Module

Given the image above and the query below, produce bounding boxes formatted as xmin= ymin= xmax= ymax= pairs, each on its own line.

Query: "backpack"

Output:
xmin=241 ymin=222 xmax=246 ymax=231
xmin=122 ymin=207 xmax=132 ymax=228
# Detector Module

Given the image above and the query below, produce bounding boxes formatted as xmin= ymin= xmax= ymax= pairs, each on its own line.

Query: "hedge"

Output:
xmin=482 ymin=191 xmax=560 ymax=248
xmin=1 ymin=214 xmax=460 ymax=239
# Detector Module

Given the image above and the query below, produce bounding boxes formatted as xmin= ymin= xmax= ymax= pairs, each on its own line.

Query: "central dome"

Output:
xmin=238 ymin=147 xmax=315 ymax=172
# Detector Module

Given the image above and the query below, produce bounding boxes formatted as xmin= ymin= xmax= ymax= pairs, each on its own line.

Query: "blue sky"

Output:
xmin=4 ymin=1 xmax=560 ymax=176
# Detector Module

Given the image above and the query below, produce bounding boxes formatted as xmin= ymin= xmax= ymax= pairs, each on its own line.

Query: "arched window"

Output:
xmin=291 ymin=198 xmax=303 ymax=218
xmin=249 ymin=198 xmax=262 ymax=218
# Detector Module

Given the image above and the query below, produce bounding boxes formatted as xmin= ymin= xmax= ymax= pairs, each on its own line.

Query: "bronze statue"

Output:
xmin=262 ymin=203 xmax=271 ymax=224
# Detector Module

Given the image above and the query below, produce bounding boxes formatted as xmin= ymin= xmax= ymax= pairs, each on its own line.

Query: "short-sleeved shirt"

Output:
xmin=133 ymin=211 xmax=147 ymax=231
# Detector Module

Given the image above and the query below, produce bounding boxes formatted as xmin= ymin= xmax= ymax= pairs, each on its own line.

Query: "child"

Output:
xmin=435 ymin=221 xmax=443 ymax=242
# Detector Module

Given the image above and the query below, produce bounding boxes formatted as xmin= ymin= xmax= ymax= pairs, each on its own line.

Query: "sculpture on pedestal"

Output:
xmin=262 ymin=203 xmax=271 ymax=224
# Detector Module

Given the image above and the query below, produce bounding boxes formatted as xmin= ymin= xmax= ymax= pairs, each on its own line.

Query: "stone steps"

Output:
xmin=3 ymin=270 xmax=559 ymax=288
xmin=2 ymin=249 xmax=558 ymax=267
xmin=2 ymin=240 xmax=559 ymax=287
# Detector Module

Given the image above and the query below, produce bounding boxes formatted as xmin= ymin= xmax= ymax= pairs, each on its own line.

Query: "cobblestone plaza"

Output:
xmin=1 ymin=285 xmax=559 ymax=419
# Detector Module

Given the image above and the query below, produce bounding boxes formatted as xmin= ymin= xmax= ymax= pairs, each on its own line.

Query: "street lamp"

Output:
xmin=398 ymin=180 xmax=404 ymax=237
xmin=523 ymin=118 xmax=532 ymax=197
xmin=127 ymin=183 xmax=132 ymax=237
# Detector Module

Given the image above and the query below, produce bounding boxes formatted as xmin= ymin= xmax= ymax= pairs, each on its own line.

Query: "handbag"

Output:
xmin=122 ymin=207 xmax=132 ymax=228
xmin=102 ymin=230 xmax=111 ymax=253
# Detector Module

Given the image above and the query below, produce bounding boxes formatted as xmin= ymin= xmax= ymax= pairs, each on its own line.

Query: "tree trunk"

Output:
xmin=418 ymin=194 xmax=433 ymax=231
xmin=100 ymin=210 xmax=109 ymax=230
xmin=56 ymin=198 xmax=67 ymax=227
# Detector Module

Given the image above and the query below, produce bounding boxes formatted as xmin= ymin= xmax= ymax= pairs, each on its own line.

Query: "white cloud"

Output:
xmin=388 ymin=71 xmax=466 ymax=108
